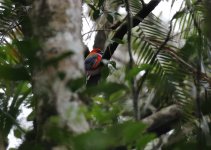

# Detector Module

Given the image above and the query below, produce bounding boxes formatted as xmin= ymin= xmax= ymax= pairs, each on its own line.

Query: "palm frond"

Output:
xmin=128 ymin=0 xmax=142 ymax=15
xmin=0 ymin=81 xmax=31 ymax=136
xmin=129 ymin=12 xmax=197 ymax=124
xmin=0 ymin=1 xmax=32 ymax=143
xmin=0 ymin=1 xmax=25 ymax=43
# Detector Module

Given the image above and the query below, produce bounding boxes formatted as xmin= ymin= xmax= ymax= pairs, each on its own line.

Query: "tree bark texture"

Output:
xmin=142 ymin=104 xmax=182 ymax=136
xmin=30 ymin=0 xmax=89 ymax=137
xmin=0 ymin=131 xmax=6 ymax=150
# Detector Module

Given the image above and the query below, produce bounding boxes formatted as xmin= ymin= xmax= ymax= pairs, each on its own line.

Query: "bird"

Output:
xmin=84 ymin=48 xmax=103 ymax=77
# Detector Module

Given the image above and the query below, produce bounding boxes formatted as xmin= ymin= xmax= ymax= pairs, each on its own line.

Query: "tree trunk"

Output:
xmin=0 ymin=131 xmax=6 ymax=150
xmin=30 ymin=0 xmax=89 ymax=146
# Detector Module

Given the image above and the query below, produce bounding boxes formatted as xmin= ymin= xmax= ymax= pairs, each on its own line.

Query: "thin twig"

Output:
xmin=124 ymin=0 xmax=134 ymax=66
xmin=82 ymin=29 xmax=112 ymax=37
xmin=109 ymin=17 xmax=126 ymax=30
xmin=125 ymin=0 xmax=139 ymax=120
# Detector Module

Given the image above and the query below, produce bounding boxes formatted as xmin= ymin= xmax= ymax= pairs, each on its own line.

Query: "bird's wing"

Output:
xmin=85 ymin=53 xmax=101 ymax=70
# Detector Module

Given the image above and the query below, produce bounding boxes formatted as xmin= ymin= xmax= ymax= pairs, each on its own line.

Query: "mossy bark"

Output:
xmin=28 ymin=0 xmax=89 ymax=148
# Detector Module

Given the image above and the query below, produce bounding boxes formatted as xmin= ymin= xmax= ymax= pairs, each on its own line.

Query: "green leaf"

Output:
xmin=180 ymin=35 xmax=201 ymax=63
xmin=73 ymin=121 xmax=153 ymax=150
xmin=109 ymin=91 xmax=125 ymax=102
xmin=172 ymin=10 xmax=185 ymax=20
xmin=0 ymin=108 xmax=26 ymax=134
xmin=14 ymin=128 xmax=22 ymax=139
xmin=66 ymin=77 xmax=86 ymax=92
xmin=98 ymin=0 xmax=104 ymax=7
xmin=113 ymin=121 xmax=147 ymax=143
xmin=85 ymin=82 xmax=127 ymax=96
xmin=0 ymin=92 xmax=4 ymax=99
xmin=14 ymin=38 xmax=39 ymax=60
xmin=109 ymin=61 xmax=117 ymax=69
xmin=27 ymin=111 xmax=35 ymax=121
xmin=88 ymin=4 xmax=97 ymax=11
xmin=125 ymin=64 xmax=151 ymax=81
xmin=57 ymin=71 xmax=66 ymax=80
xmin=0 ymin=65 xmax=30 ymax=81
xmin=137 ymin=134 xmax=155 ymax=149
xmin=108 ymin=121 xmax=155 ymax=148
xmin=93 ymin=9 xmax=101 ymax=20
xmin=73 ymin=130 xmax=113 ymax=150
xmin=101 ymin=65 xmax=110 ymax=80
xmin=112 ymin=38 xmax=125 ymax=44
xmin=0 ymin=50 xmax=6 ymax=61
xmin=84 ymin=0 xmax=91 ymax=3
xmin=90 ymin=104 xmax=113 ymax=124
xmin=107 ymin=13 xmax=114 ymax=23
xmin=92 ymin=96 xmax=105 ymax=103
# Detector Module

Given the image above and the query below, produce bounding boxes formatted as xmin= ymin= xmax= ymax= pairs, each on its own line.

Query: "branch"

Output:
xmin=87 ymin=0 xmax=161 ymax=86
xmin=124 ymin=0 xmax=139 ymax=120
xmin=102 ymin=0 xmax=161 ymax=60
xmin=142 ymin=104 xmax=182 ymax=136
xmin=114 ymin=104 xmax=183 ymax=150
xmin=82 ymin=29 xmax=111 ymax=37
xmin=124 ymin=0 xmax=133 ymax=66
xmin=93 ymin=30 xmax=107 ymax=50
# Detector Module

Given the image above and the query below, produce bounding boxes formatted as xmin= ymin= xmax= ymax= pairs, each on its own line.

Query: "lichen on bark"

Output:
xmin=30 ymin=0 xmax=89 ymax=140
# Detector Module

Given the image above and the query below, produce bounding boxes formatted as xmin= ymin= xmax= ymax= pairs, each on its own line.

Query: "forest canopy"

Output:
xmin=0 ymin=0 xmax=211 ymax=150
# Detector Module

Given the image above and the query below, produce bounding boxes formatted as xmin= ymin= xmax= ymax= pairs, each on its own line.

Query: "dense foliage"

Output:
xmin=0 ymin=0 xmax=211 ymax=149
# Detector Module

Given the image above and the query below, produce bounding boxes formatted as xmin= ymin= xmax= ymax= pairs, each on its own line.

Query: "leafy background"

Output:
xmin=0 ymin=0 xmax=211 ymax=150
